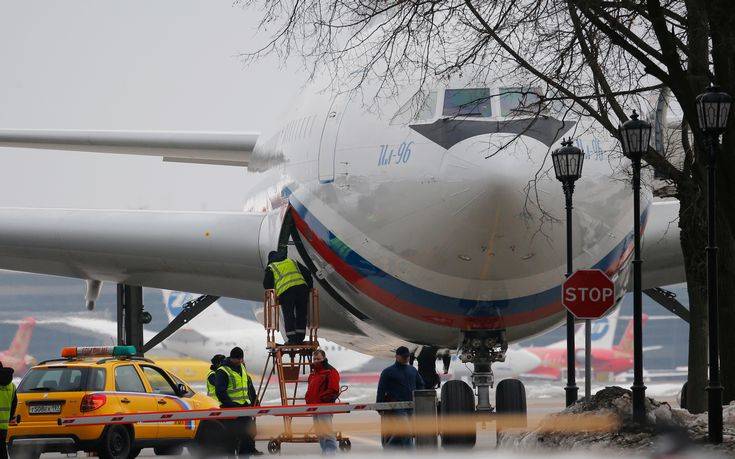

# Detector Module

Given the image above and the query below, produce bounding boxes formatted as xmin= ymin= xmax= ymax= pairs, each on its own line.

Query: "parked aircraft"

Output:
xmin=525 ymin=310 xmax=658 ymax=379
xmin=0 ymin=80 xmax=685 ymax=445
xmin=159 ymin=290 xmax=371 ymax=375
xmin=0 ymin=317 xmax=36 ymax=374
xmin=32 ymin=291 xmax=370 ymax=378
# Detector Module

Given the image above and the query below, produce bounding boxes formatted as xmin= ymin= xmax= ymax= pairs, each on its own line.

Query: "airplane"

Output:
xmin=0 ymin=80 xmax=685 ymax=445
xmin=0 ymin=317 xmax=36 ymax=374
xmin=28 ymin=291 xmax=370 ymax=380
xmin=159 ymin=290 xmax=372 ymax=375
xmin=524 ymin=310 xmax=662 ymax=379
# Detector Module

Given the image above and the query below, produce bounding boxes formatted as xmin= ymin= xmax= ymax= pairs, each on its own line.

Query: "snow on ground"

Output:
xmin=498 ymin=386 xmax=735 ymax=455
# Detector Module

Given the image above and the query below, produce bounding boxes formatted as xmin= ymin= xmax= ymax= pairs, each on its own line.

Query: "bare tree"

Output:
xmin=240 ymin=0 xmax=735 ymax=412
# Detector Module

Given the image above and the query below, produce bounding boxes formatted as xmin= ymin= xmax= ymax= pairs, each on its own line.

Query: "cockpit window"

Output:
xmin=391 ymin=90 xmax=438 ymax=125
xmin=499 ymin=87 xmax=543 ymax=116
xmin=442 ymin=88 xmax=492 ymax=118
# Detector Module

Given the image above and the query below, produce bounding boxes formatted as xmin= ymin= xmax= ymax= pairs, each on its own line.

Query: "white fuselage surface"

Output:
xmin=245 ymin=84 xmax=646 ymax=354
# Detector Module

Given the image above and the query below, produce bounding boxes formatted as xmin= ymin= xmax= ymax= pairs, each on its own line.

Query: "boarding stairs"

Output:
xmin=257 ymin=288 xmax=350 ymax=453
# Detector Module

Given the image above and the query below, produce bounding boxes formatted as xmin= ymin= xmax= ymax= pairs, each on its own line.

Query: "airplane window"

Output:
xmin=499 ymin=87 xmax=542 ymax=116
xmin=390 ymin=91 xmax=438 ymax=125
xmin=443 ymin=88 xmax=492 ymax=117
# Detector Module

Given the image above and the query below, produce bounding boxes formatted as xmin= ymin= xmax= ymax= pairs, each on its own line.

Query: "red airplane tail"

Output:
xmin=7 ymin=317 xmax=35 ymax=361
xmin=615 ymin=314 xmax=648 ymax=354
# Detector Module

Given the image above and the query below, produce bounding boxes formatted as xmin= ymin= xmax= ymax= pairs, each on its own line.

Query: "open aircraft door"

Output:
xmin=318 ymin=93 xmax=350 ymax=183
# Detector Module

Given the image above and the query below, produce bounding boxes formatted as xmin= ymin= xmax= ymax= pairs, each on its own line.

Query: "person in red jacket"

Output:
xmin=306 ymin=349 xmax=340 ymax=454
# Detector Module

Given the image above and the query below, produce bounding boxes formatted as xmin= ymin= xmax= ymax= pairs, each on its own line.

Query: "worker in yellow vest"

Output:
xmin=263 ymin=250 xmax=313 ymax=344
xmin=0 ymin=362 xmax=18 ymax=459
xmin=206 ymin=354 xmax=225 ymax=401
xmin=215 ymin=347 xmax=261 ymax=456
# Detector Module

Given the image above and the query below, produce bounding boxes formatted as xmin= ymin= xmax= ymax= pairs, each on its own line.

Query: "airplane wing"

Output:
xmin=640 ymin=200 xmax=685 ymax=289
xmin=0 ymin=208 xmax=267 ymax=300
xmin=0 ymin=130 xmax=258 ymax=166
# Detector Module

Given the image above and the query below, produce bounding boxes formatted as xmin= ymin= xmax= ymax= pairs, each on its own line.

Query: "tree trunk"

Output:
xmin=678 ymin=181 xmax=709 ymax=413
xmin=717 ymin=230 xmax=735 ymax=404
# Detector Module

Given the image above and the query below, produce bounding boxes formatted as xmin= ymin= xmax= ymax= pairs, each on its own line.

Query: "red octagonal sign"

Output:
xmin=562 ymin=269 xmax=616 ymax=319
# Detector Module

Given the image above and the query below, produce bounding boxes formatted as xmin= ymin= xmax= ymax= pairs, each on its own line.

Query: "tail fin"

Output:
xmin=7 ymin=317 xmax=35 ymax=360
xmin=574 ymin=307 xmax=620 ymax=349
xmin=615 ymin=313 xmax=648 ymax=353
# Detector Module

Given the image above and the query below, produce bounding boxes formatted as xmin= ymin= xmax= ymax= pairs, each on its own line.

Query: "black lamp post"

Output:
xmin=696 ymin=85 xmax=732 ymax=444
xmin=619 ymin=110 xmax=651 ymax=424
xmin=552 ymin=138 xmax=585 ymax=407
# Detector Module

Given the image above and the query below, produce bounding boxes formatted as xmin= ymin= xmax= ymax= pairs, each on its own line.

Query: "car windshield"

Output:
xmin=18 ymin=366 xmax=106 ymax=393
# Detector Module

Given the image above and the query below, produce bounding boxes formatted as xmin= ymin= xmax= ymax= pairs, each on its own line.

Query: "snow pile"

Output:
xmin=498 ymin=386 xmax=735 ymax=453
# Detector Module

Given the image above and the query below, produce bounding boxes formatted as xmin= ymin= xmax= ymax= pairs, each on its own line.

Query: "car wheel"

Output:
xmin=153 ymin=445 xmax=184 ymax=456
xmin=99 ymin=425 xmax=133 ymax=459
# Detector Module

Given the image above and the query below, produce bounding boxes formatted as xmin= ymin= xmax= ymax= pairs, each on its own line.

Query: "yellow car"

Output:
xmin=8 ymin=346 xmax=223 ymax=459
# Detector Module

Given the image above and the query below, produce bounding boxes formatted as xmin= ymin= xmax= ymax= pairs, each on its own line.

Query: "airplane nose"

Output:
xmin=432 ymin=134 xmax=560 ymax=282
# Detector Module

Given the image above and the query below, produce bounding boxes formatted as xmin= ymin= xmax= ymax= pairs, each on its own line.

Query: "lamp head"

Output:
xmin=696 ymin=85 xmax=732 ymax=135
xmin=552 ymin=138 xmax=584 ymax=184
xmin=619 ymin=110 xmax=652 ymax=160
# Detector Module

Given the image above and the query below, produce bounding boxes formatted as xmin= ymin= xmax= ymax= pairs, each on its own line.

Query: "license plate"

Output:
xmin=29 ymin=403 xmax=62 ymax=415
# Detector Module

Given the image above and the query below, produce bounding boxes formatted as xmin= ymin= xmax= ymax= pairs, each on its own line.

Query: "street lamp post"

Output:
xmin=552 ymin=138 xmax=585 ymax=407
xmin=619 ymin=111 xmax=652 ymax=424
xmin=696 ymin=85 xmax=732 ymax=444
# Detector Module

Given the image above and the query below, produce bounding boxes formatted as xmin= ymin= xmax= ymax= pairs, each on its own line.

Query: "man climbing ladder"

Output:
xmin=263 ymin=250 xmax=313 ymax=344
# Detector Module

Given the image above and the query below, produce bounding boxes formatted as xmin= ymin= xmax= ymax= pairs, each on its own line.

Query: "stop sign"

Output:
xmin=562 ymin=269 xmax=616 ymax=319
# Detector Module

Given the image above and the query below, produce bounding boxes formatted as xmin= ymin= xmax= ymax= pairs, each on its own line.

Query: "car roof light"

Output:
xmin=60 ymin=345 xmax=137 ymax=358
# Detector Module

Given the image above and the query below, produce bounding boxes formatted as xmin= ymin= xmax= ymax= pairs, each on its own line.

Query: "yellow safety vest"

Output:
xmin=216 ymin=365 xmax=251 ymax=405
xmin=268 ymin=259 xmax=306 ymax=297
xmin=0 ymin=382 xmax=15 ymax=430
xmin=206 ymin=370 xmax=217 ymax=399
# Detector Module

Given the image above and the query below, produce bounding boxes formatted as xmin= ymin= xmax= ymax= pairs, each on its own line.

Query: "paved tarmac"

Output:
xmin=31 ymin=380 xmax=686 ymax=457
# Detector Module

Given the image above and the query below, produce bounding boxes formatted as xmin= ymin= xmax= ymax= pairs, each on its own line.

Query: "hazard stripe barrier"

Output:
xmin=58 ymin=401 xmax=414 ymax=426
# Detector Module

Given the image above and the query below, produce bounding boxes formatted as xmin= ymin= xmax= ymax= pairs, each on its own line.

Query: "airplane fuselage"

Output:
xmin=246 ymin=83 xmax=647 ymax=352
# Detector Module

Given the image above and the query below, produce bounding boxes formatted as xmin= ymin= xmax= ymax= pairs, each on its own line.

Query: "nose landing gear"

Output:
xmin=438 ymin=331 xmax=527 ymax=449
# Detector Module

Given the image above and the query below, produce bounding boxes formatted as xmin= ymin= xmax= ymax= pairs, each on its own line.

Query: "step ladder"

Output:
xmin=256 ymin=288 xmax=350 ymax=453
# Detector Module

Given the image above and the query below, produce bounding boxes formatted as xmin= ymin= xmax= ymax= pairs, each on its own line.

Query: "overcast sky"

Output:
xmin=0 ymin=1 xmax=302 ymax=210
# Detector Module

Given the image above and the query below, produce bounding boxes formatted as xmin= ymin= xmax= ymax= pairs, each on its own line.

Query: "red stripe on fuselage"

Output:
xmin=290 ymin=207 xmax=563 ymax=329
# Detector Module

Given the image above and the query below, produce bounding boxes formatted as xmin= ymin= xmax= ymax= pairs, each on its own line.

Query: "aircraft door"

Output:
xmin=318 ymin=94 xmax=349 ymax=183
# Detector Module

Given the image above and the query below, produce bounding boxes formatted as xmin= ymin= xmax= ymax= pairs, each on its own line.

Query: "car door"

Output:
xmin=140 ymin=365 xmax=193 ymax=439
xmin=113 ymin=364 xmax=158 ymax=439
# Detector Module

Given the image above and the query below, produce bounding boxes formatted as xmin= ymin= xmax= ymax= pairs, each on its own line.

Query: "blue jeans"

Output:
xmin=313 ymin=414 xmax=337 ymax=454
xmin=380 ymin=410 xmax=413 ymax=449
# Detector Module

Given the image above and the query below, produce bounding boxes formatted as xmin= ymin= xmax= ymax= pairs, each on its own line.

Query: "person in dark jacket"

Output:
xmin=0 ymin=362 xmax=17 ymax=459
xmin=206 ymin=354 xmax=226 ymax=401
xmin=305 ymin=349 xmax=340 ymax=454
xmin=215 ymin=347 xmax=261 ymax=456
xmin=376 ymin=347 xmax=425 ymax=449
xmin=263 ymin=250 xmax=313 ymax=344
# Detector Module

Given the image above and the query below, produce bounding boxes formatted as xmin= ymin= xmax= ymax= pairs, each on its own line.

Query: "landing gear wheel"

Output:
xmin=440 ymin=379 xmax=476 ymax=449
xmin=267 ymin=439 xmax=281 ymax=454
xmin=99 ymin=425 xmax=132 ymax=459
xmin=154 ymin=445 xmax=184 ymax=456
xmin=338 ymin=438 xmax=351 ymax=452
xmin=495 ymin=378 xmax=527 ymax=443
